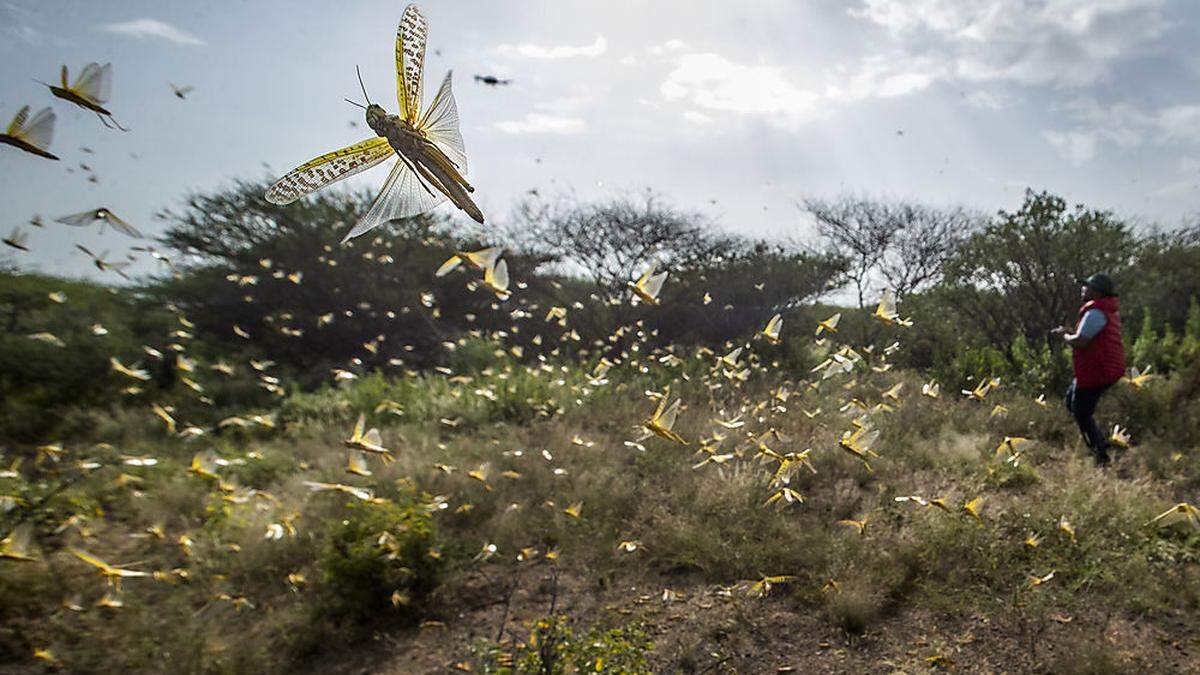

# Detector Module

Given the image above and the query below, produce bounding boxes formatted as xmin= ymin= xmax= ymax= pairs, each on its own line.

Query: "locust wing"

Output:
xmin=56 ymin=210 xmax=101 ymax=227
xmin=396 ymin=3 xmax=428 ymax=125
xmin=265 ymin=137 xmax=395 ymax=205
xmin=342 ymin=156 xmax=445 ymax=241
xmin=18 ymin=107 xmax=56 ymax=150
xmin=73 ymin=63 xmax=112 ymax=105
xmin=5 ymin=106 xmax=29 ymax=136
xmin=418 ymin=70 xmax=468 ymax=174
xmin=103 ymin=210 xmax=143 ymax=239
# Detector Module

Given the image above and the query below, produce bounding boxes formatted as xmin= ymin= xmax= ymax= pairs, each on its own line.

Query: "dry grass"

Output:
xmin=1 ymin=354 xmax=1198 ymax=673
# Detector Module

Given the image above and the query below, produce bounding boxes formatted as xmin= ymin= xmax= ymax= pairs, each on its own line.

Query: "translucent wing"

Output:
xmin=658 ymin=398 xmax=681 ymax=431
xmin=2 ymin=522 xmax=36 ymax=560
xmin=19 ymin=107 xmax=56 ymax=150
xmin=265 ymin=137 xmax=394 ymax=205
xmin=651 ymin=391 xmax=669 ymax=420
xmin=56 ymin=210 xmax=101 ymax=226
xmin=97 ymin=63 xmax=114 ymax=104
xmin=465 ymin=247 xmax=501 ymax=269
xmin=644 ymin=270 xmax=668 ymax=299
xmin=487 ymin=259 xmax=509 ymax=293
xmin=103 ymin=211 xmax=143 ymax=239
xmin=396 ymin=3 xmax=428 ymax=124
xmin=362 ymin=428 xmax=383 ymax=448
xmin=764 ymin=313 xmax=782 ymax=337
xmin=418 ymin=70 xmax=467 ymax=174
xmin=343 ymin=156 xmax=445 ymax=242
xmin=6 ymin=106 xmax=29 ymax=136
xmin=73 ymin=63 xmax=106 ymax=103
xmin=876 ymin=290 xmax=897 ymax=317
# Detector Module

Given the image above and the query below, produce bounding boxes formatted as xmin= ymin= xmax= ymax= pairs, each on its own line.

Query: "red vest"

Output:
xmin=1072 ymin=296 xmax=1125 ymax=388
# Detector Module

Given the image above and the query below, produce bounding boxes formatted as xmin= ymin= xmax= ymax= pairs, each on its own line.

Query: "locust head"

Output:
xmin=365 ymin=104 xmax=388 ymax=135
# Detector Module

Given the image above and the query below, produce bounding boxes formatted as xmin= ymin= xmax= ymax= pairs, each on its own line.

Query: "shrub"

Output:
xmin=473 ymin=615 xmax=653 ymax=674
xmin=316 ymin=492 xmax=442 ymax=625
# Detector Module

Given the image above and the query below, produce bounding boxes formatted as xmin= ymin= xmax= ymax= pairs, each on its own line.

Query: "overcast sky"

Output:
xmin=2 ymin=0 xmax=1199 ymax=281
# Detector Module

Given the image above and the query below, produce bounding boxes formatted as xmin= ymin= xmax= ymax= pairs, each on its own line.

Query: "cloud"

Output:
xmin=3 ymin=23 xmax=39 ymax=46
xmin=1146 ymin=154 xmax=1200 ymax=198
xmin=963 ymin=90 xmax=1005 ymax=110
xmin=660 ymin=53 xmax=820 ymax=128
xmin=1 ymin=3 xmax=43 ymax=47
xmin=648 ymin=39 xmax=688 ymax=56
xmin=683 ymin=111 xmax=714 ymax=125
xmin=498 ymin=35 xmax=606 ymax=59
xmin=825 ymin=53 xmax=944 ymax=103
xmin=1041 ymin=99 xmax=1153 ymax=164
xmin=1157 ymin=105 xmax=1200 ymax=141
xmin=534 ymin=93 xmax=594 ymax=114
xmin=1147 ymin=178 xmax=1200 ymax=199
xmin=848 ymin=0 xmax=1169 ymax=88
xmin=1042 ymin=129 xmax=1099 ymax=165
xmin=495 ymin=114 xmax=586 ymax=134
xmin=101 ymin=18 xmax=204 ymax=46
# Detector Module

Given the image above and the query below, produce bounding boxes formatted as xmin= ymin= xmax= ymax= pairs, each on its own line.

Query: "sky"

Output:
xmin=2 ymin=0 xmax=1199 ymax=281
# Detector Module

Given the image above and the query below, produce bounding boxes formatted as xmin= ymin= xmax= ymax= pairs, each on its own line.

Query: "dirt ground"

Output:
xmin=304 ymin=567 xmax=1200 ymax=674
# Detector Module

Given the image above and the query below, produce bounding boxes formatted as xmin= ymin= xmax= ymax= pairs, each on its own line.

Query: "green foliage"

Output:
xmin=152 ymin=182 xmax=559 ymax=382
xmin=317 ymin=493 xmax=442 ymax=625
xmin=1129 ymin=298 xmax=1200 ymax=374
xmin=0 ymin=272 xmax=172 ymax=440
xmin=473 ymin=615 xmax=653 ymax=674
xmin=935 ymin=189 xmax=1139 ymax=360
xmin=1124 ymin=224 xmax=1200 ymax=333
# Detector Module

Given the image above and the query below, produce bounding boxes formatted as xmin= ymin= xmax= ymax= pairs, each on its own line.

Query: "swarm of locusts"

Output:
xmin=2 ymin=3 xmax=1191 ymax=671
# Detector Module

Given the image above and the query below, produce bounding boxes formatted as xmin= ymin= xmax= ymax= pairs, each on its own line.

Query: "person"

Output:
xmin=1052 ymin=273 xmax=1126 ymax=466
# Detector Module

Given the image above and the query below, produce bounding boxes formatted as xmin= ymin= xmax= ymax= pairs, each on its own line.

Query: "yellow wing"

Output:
xmin=435 ymin=256 xmax=462 ymax=276
xmin=6 ymin=106 xmax=29 ymax=136
xmin=657 ymin=398 xmax=681 ymax=432
xmin=484 ymin=258 xmax=510 ymax=298
xmin=418 ymin=70 xmax=468 ymax=173
xmin=71 ymin=548 xmax=112 ymax=572
xmin=396 ymin=3 xmax=429 ymax=125
xmin=266 ymin=137 xmax=395 ymax=205
xmin=343 ymin=155 xmax=446 ymax=241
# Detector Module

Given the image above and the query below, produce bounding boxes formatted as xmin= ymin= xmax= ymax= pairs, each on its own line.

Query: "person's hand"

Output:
xmin=1050 ymin=326 xmax=1066 ymax=335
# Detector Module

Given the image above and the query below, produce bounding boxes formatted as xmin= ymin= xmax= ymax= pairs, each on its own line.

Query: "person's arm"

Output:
xmin=1060 ymin=309 xmax=1106 ymax=349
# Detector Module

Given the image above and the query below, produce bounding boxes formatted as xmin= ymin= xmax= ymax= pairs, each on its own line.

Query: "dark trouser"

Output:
xmin=1064 ymin=380 xmax=1112 ymax=461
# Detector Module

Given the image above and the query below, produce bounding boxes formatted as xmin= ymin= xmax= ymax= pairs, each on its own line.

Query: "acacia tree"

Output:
xmin=803 ymin=194 xmax=976 ymax=308
xmin=507 ymin=190 xmax=737 ymax=293
xmin=152 ymin=181 xmax=554 ymax=382
xmin=938 ymin=189 xmax=1140 ymax=350
xmin=1124 ymin=223 xmax=1200 ymax=334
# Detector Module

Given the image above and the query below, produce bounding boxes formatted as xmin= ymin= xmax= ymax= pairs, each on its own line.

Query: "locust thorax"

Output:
xmin=365 ymin=104 xmax=388 ymax=136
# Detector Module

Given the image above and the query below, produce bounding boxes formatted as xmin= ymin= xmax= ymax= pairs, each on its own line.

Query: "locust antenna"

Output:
xmin=356 ymin=65 xmax=371 ymax=106
xmin=344 ymin=98 xmax=366 ymax=110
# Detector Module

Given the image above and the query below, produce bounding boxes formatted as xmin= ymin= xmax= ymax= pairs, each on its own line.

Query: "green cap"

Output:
xmin=1078 ymin=273 xmax=1116 ymax=297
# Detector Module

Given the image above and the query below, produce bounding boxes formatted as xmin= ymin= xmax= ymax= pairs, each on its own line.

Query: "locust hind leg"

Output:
xmin=105 ymin=114 xmax=131 ymax=132
xmin=413 ymin=157 xmax=483 ymax=224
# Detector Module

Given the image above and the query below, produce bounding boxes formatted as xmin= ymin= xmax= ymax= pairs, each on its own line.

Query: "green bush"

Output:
xmin=317 ymin=492 xmax=442 ymax=625
xmin=473 ymin=615 xmax=653 ymax=674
